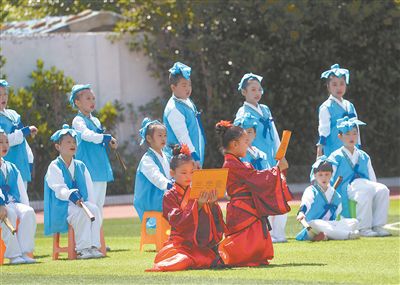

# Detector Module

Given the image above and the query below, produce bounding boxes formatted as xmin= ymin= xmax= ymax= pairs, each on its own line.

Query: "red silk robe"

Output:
xmin=147 ymin=183 xmax=225 ymax=272
xmin=218 ymin=154 xmax=292 ymax=267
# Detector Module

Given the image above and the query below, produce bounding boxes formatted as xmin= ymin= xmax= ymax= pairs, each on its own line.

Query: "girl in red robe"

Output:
xmin=147 ymin=144 xmax=225 ymax=272
xmin=215 ymin=121 xmax=292 ymax=267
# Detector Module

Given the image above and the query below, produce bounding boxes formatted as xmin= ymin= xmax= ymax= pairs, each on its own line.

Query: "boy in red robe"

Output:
xmin=215 ymin=121 xmax=292 ymax=267
xmin=147 ymin=144 xmax=225 ymax=271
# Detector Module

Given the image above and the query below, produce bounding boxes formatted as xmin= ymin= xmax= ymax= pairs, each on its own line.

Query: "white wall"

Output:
xmin=0 ymin=32 xmax=163 ymax=142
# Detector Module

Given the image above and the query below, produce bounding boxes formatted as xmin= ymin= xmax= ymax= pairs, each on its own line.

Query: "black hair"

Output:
xmin=145 ymin=122 xmax=166 ymax=144
xmin=215 ymin=123 xmax=246 ymax=150
xmin=169 ymin=73 xmax=186 ymax=86
xmin=56 ymin=133 xmax=76 ymax=144
xmin=170 ymin=144 xmax=193 ymax=170
xmin=240 ymin=77 xmax=261 ymax=91
xmin=313 ymin=161 xmax=333 ymax=174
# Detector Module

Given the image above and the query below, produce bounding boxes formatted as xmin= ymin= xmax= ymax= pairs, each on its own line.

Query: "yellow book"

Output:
xmin=189 ymin=168 xmax=229 ymax=199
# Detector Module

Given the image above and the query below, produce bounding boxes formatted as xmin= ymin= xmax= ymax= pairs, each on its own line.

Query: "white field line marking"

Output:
xmin=384 ymin=222 xmax=400 ymax=231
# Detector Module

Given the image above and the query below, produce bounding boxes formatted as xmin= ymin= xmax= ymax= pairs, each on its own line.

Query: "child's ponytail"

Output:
xmin=215 ymin=120 xmax=245 ymax=150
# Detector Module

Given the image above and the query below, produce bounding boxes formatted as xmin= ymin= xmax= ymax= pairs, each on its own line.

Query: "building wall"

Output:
xmin=0 ymin=32 xmax=162 ymax=142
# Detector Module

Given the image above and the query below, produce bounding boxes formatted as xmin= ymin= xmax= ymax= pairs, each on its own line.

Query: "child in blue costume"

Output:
xmin=0 ymin=128 xmax=36 ymax=264
xmin=44 ymin=124 xmax=103 ymax=259
xmin=317 ymin=64 xmax=360 ymax=157
xmin=329 ymin=117 xmax=390 ymax=238
xmin=163 ymin=62 xmax=206 ymax=169
xmin=134 ymin=118 xmax=172 ymax=228
xmin=296 ymin=156 xmax=359 ymax=241
xmin=235 ymin=73 xmax=286 ymax=243
xmin=70 ymin=84 xmax=117 ymax=220
xmin=0 ymin=80 xmax=38 ymax=193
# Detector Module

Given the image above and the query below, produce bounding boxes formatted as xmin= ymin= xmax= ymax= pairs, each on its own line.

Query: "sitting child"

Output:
xmin=44 ymin=124 xmax=103 ymax=259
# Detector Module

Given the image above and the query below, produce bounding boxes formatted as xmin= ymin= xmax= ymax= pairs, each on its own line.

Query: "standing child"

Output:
xmin=0 ymin=128 xmax=36 ymax=264
xmin=70 ymin=84 xmax=117 ymax=219
xmin=296 ymin=156 xmax=359 ymax=241
xmin=0 ymin=80 xmax=38 ymax=194
xmin=44 ymin=124 xmax=103 ymax=259
xmin=317 ymin=64 xmax=360 ymax=157
xmin=235 ymin=74 xmax=287 ymax=243
xmin=147 ymin=144 xmax=225 ymax=272
xmin=163 ymin=62 xmax=206 ymax=168
xmin=329 ymin=117 xmax=390 ymax=237
xmin=134 ymin=118 xmax=172 ymax=228
xmin=215 ymin=121 xmax=291 ymax=267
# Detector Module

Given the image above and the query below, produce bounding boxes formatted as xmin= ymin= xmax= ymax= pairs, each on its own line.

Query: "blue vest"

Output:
xmin=133 ymin=149 xmax=170 ymax=228
xmin=163 ymin=96 xmax=206 ymax=166
xmin=0 ymin=109 xmax=31 ymax=182
xmin=74 ymin=113 xmax=113 ymax=182
xmin=329 ymin=147 xmax=370 ymax=218
xmin=236 ymin=104 xmax=278 ymax=167
xmin=0 ymin=160 xmax=22 ymax=203
xmin=242 ymin=146 xmax=271 ymax=170
xmin=296 ymin=185 xmax=342 ymax=241
xmin=318 ymin=98 xmax=357 ymax=156
xmin=44 ymin=158 xmax=89 ymax=235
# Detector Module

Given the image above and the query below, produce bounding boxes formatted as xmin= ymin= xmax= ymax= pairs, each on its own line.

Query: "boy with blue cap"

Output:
xmin=0 ymin=128 xmax=36 ymax=264
xmin=0 ymin=80 xmax=38 ymax=195
xmin=317 ymin=64 xmax=361 ymax=157
xmin=163 ymin=62 xmax=206 ymax=169
xmin=44 ymin=124 xmax=103 ymax=259
xmin=328 ymin=117 xmax=390 ymax=237
xmin=133 ymin=118 xmax=172 ymax=228
xmin=70 ymin=84 xmax=117 ymax=220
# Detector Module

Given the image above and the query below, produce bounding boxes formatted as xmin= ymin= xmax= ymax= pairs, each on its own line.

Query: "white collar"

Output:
xmin=342 ymin=146 xmax=359 ymax=161
xmin=329 ymin=95 xmax=347 ymax=109
xmin=244 ymin=101 xmax=262 ymax=114
xmin=0 ymin=158 xmax=7 ymax=175
xmin=59 ymin=156 xmax=75 ymax=171
xmin=149 ymin=147 xmax=165 ymax=160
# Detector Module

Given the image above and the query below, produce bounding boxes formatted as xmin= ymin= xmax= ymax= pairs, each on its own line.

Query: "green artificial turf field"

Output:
xmin=1 ymin=199 xmax=399 ymax=285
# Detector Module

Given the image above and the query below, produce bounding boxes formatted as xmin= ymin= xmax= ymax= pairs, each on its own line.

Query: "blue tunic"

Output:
xmin=242 ymin=146 xmax=271 ymax=170
xmin=44 ymin=158 xmax=89 ymax=235
xmin=0 ymin=109 xmax=31 ymax=182
xmin=74 ymin=113 xmax=113 ymax=182
xmin=0 ymin=160 xmax=22 ymax=203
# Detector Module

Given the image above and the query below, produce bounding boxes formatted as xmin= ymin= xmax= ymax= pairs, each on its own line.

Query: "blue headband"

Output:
xmin=321 ymin=64 xmax=350 ymax=84
xmin=337 ymin=116 xmax=366 ymax=134
xmin=50 ymin=124 xmax=78 ymax=142
xmin=234 ymin=113 xmax=258 ymax=130
xmin=238 ymin=73 xmax=263 ymax=91
xmin=169 ymin=62 xmax=191 ymax=80
xmin=312 ymin=155 xmax=337 ymax=170
xmin=139 ymin=117 xmax=162 ymax=146
xmin=0 ymin=80 xmax=9 ymax=88
xmin=69 ymin=84 xmax=91 ymax=108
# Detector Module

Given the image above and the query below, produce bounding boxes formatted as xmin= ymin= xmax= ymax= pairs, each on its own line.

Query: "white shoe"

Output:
xmin=348 ymin=230 xmax=360 ymax=240
xmin=372 ymin=226 xmax=391 ymax=237
xmin=9 ymin=256 xmax=27 ymax=265
xmin=22 ymin=254 xmax=36 ymax=264
xmin=90 ymin=247 xmax=104 ymax=258
xmin=272 ymin=238 xmax=287 ymax=243
xmin=77 ymin=248 xmax=93 ymax=259
xmin=359 ymin=229 xmax=378 ymax=237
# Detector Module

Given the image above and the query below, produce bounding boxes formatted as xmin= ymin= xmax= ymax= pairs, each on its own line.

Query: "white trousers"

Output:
xmin=309 ymin=218 xmax=359 ymax=240
xmin=268 ymin=213 xmax=288 ymax=240
xmin=67 ymin=202 xmax=102 ymax=251
xmin=0 ymin=203 xmax=36 ymax=258
xmin=348 ymin=178 xmax=389 ymax=230
xmin=91 ymin=182 xmax=107 ymax=220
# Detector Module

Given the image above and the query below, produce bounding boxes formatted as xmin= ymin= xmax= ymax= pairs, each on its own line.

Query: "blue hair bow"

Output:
xmin=139 ymin=117 xmax=162 ymax=146
xmin=336 ymin=116 xmax=366 ymax=134
xmin=168 ymin=62 xmax=191 ymax=80
xmin=320 ymin=64 xmax=350 ymax=84
xmin=69 ymin=84 xmax=91 ymax=108
xmin=0 ymin=80 xmax=9 ymax=88
xmin=312 ymin=155 xmax=337 ymax=170
xmin=237 ymin=73 xmax=263 ymax=91
xmin=50 ymin=124 xmax=78 ymax=142
xmin=234 ymin=113 xmax=258 ymax=130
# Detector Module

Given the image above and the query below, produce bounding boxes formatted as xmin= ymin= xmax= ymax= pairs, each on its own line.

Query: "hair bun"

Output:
xmin=215 ymin=120 xmax=232 ymax=136
xmin=172 ymin=144 xmax=182 ymax=156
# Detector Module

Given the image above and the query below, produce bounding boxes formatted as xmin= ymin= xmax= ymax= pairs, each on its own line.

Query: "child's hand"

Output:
xmin=110 ymin=137 xmax=118 ymax=149
xmin=0 ymin=205 xmax=7 ymax=220
xmin=198 ymin=191 xmax=209 ymax=209
xmin=277 ymin=157 xmax=289 ymax=171
xmin=316 ymin=145 xmax=323 ymax=158
xmin=296 ymin=212 xmax=305 ymax=222
xmin=208 ymin=189 xmax=218 ymax=204
xmin=194 ymin=161 xmax=201 ymax=170
xmin=29 ymin=126 xmax=38 ymax=138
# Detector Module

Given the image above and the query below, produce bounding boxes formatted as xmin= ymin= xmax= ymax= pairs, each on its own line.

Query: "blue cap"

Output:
xmin=139 ymin=117 xmax=162 ymax=146
xmin=234 ymin=113 xmax=258 ymax=130
xmin=238 ymin=73 xmax=263 ymax=91
xmin=321 ymin=64 xmax=350 ymax=84
xmin=69 ymin=84 xmax=91 ymax=108
xmin=168 ymin=62 xmax=191 ymax=80
xmin=0 ymin=80 xmax=9 ymax=88
xmin=337 ymin=116 xmax=366 ymax=134
xmin=50 ymin=124 xmax=78 ymax=142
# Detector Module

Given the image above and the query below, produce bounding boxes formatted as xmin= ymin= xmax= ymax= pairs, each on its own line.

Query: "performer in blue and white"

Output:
xmin=134 ymin=118 xmax=172 ymax=228
xmin=317 ymin=64 xmax=360 ymax=157
xmin=329 ymin=117 xmax=390 ymax=237
xmin=70 ymin=84 xmax=117 ymax=219
xmin=0 ymin=128 xmax=36 ymax=264
xmin=0 ymin=80 xmax=38 ymax=195
xmin=296 ymin=156 xmax=359 ymax=241
xmin=163 ymin=62 xmax=206 ymax=168
xmin=44 ymin=124 xmax=103 ymax=259
xmin=235 ymin=73 xmax=286 ymax=243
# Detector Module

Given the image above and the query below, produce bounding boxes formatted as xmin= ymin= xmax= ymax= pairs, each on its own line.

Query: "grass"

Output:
xmin=1 ymin=199 xmax=399 ymax=285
